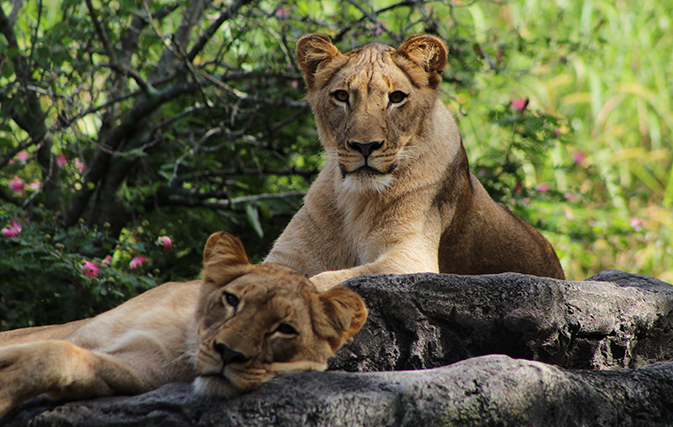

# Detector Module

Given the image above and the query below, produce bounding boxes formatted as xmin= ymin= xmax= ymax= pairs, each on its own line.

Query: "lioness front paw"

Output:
xmin=309 ymin=271 xmax=351 ymax=291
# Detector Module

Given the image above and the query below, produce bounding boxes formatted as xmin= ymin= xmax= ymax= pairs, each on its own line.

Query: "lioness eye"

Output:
xmin=389 ymin=91 xmax=407 ymax=104
xmin=223 ymin=292 xmax=239 ymax=308
xmin=275 ymin=323 xmax=298 ymax=335
xmin=332 ymin=90 xmax=349 ymax=103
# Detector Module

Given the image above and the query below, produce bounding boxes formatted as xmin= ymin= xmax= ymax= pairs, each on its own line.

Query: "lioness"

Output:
xmin=0 ymin=232 xmax=367 ymax=418
xmin=264 ymin=34 xmax=565 ymax=290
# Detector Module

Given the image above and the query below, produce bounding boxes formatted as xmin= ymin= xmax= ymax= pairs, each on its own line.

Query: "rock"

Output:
xmin=330 ymin=270 xmax=673 ymax=372
xmin=4 ymin=270 xmax=673 ymax=426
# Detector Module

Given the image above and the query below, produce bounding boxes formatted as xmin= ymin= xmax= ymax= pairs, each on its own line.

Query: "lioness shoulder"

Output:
xmin=0 ymin=232 xmax=367 ymax=418
xmin=264 ymin=34 xmax=565 ymax=290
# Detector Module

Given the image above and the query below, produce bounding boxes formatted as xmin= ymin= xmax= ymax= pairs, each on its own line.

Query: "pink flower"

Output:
xmin=156 ymin=236 xmax=172 ymax=251
xmin=291 ymin=80 xmax=298 ymax=89
xmin=535 ymin=184 xmax=551 ymax=193
xmin=1 ymin=220 xmax=22 ymax=237
xmin=29 ymin=179 xmax=41 ymax=190
xmin=510 ymin=98 xmax=528 ymax=111
xmin=83 ymin=260 xmax=99 ymax=278
xmin=554 ymin=128 xmax=560 ymax=138
xmin=9 ymin=176 xmax=24 ymax=194
xmin=564 ymin=192 xmax=579 ymax=202
xmin=130 ymin=256 xmax=146 ymax=269
xmin=275 ymin=7 xmax=287 ymax=18
xmin=573 ymin=151 xmax=586 ymax=164
xmin=56 ymin=153 xmax=68 ymax=167
xmin=16 ymin=151 xmax=28 ymax=163
xmin=631 ymin=218 xmax=643 ymax=232
xmin=102 ymin=255 xmax=112 ymax=265
xmin=74 ymin=158 xmax=84 ymax=173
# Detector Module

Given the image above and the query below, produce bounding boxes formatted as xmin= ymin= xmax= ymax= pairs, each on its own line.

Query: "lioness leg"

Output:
xmin=0 ymin=339 xmax=151 ymax=417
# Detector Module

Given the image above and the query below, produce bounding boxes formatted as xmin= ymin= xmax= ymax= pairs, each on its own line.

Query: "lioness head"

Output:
xmin=297 ymin=34 xmax=448 ymax=193
xmin=193 ymin=232 xmax=367 ymax=397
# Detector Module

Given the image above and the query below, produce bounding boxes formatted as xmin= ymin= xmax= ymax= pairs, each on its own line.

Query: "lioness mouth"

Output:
xmin=355 ymin=165 xmax=385 ymax=175
xmin=339 ymin=163 xmax=389 ymax=178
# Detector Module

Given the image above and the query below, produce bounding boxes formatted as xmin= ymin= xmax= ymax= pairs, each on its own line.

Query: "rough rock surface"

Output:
xmin=330 ymin=270 xmax=673 ymax=372
xmin=4 ymin=270 xmax=673 ymax=426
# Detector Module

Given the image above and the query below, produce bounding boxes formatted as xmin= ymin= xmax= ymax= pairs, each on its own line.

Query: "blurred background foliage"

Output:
xmin=1 ymin=0 xmax=671 ymax=329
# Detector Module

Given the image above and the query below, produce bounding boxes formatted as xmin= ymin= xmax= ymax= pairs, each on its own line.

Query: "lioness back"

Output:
xmin=264 ymin=34 xmax=564 ymax=290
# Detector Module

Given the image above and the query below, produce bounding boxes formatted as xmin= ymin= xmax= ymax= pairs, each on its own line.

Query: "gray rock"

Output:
xmin=4 ymin=270 xmax=673 ymax=426
xmin=330 ymin=270 xmax=673 ymax=371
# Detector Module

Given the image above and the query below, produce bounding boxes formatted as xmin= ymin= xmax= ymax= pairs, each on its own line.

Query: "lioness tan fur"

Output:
xmin=264 ymin=34 xmax=565 ymax=291
xmin=0 ymin=232 xmax=367 ymax=418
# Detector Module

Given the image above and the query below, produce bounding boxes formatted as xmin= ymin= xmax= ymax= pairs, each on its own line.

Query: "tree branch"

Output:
xmin=0 ymin=4 xmax=61 ymax=210
xmin=187 ymin=0 xmax=258 ymax=62
xmin=172 ymin=167 xmax=317 ymax=186
xmin=84 ymin=0 xmax=117 ymax=62
xmin=63 ymin=81 xmax=198 ymax=227
xmin=156 ymin=190 xmax=305 ymax=210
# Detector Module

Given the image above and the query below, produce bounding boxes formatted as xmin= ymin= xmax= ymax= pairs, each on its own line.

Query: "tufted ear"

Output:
xmin=397 ymin=34 xmax=447 ymax=88
xmin=296 ymin=34 xmax=342 ymax=90
xmin=317 ymin=286 xmax=368 ymax=351
xmin=203 ymin=231 xmax=250 ymax=267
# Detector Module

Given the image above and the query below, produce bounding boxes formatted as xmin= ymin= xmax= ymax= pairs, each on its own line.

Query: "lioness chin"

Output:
xmin=264 ymin=34 xmax=565 ymax=290
xmin=0 ymin=232 xmax=367 ymax=419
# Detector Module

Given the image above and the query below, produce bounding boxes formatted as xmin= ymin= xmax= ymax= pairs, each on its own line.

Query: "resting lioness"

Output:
xmin=0 ymin=232 xmax=367 ymax=418
xmin=264 ymin=34 xmax=565 ymax=290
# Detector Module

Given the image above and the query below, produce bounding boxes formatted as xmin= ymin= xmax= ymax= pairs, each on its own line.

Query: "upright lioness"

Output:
xmin=265 ymin=34 xmax=565 ymax=290
xmin=0 ymin=232 xmax=367 ymax=418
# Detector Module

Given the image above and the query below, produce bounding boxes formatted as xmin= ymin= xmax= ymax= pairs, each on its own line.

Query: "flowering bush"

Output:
xmin=0 ymin=204 xmax=165 ymax=329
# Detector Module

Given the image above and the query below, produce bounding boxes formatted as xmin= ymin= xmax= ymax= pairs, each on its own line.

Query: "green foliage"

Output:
xmin=0 ymin=203 xmax=156 ymax=329
xmin=1 ymin=0 xmax=672 ymax=328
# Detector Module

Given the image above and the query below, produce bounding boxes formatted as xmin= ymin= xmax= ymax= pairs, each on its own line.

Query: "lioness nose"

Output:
xmin=348 ymin=140 xmax=384 ymax=158
xmin=213 ymin=342 xmax=249 ymax=365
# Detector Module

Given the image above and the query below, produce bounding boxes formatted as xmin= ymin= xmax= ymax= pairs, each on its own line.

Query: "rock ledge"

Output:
xmin=5 ymin=270 xmax=673 ymax=426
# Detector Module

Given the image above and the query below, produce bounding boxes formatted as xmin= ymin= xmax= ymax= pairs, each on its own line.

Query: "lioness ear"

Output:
xmin=296 ymin=34 xmax=342 ymax=90
xmin=318 ymin=286 xmax=368 ymax=351
xmin=397 ymin=34 xmax=447 ymax=88
xmin=203 ymin=232 xmax=250 ymax=267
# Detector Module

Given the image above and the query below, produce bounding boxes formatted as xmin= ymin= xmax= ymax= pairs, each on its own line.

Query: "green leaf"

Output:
xmin=246 ymin=204 xmax=264 ymax=238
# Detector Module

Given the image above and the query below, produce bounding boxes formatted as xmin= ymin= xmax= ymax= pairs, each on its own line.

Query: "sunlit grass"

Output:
xmin=456 ymin=0 xmax=673 ymax=280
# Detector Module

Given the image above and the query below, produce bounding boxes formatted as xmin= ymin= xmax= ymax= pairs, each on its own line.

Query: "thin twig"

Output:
xmin=84 ymin=0 xmax=118 ymax=62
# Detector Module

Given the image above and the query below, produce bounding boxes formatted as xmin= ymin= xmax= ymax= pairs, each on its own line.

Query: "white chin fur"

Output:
xmin=193 ymin=376 xmax=239 ymax=398
xmin=343 ymin=173 xmax=394 ymax=194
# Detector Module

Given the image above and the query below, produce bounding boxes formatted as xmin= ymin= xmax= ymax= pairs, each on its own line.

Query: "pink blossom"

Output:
xmin=291 ymin=80 xmax=298 ymax=89
xmin=56 ymin=153 xmax=68 ymax=167
xmin=130 ymin=256 xmax=146 ymax=269
xmin=510 ymin=98 xmax=528 ymax=111
xmin=564 ymin=192 xmax=579 ymax=202
xmin=83 ymin=260 xmax=99 ymax=278
xmin=535 ymin=184 xmax=551 ymax=193
xmin=9 ymin=176 xmax=24 ymax=194
xmin=1 ymin=220 xmax=22 ymax=237
xmin=16 ymin=151 xmax=28 ymax=163
xmin=29 ymin=179 xmax=41 ymax=190
xmin=554 ymin=128 xmax=560 ymax=138
xmin=74 ymin=158 xmax=84 ymax=173
xmin=631 ymin=218 xmax=643 ymax=232
xmin=156 ymin=236 xmax=172 ymax=251
xmin=275 ymin=7 xmax=287 ymax=18
xmin=573 ymin=151 xmax=586 ymax=164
